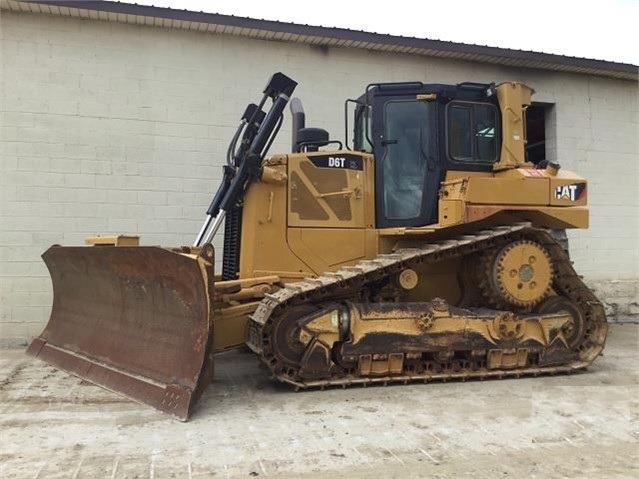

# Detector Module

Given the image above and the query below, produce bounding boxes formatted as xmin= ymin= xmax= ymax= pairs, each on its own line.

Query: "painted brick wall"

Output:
xmin=1 ymin=11 xmax=637 ymax=345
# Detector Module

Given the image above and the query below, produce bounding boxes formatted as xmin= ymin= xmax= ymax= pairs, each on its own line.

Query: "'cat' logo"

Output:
xmin=555 ymin=183 xmax=586 ymax=201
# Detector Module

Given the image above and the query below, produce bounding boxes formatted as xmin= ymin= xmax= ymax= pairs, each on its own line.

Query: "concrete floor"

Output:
xmin=0 ymin=324 xmax=637 ymax=479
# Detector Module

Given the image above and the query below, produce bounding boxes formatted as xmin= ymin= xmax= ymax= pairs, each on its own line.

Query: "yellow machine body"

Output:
xmin=27 ymin=77 xmax=607 ymax=420
xmin=240 ymin=152 xmax=588 ymax=283
xmin=219 ymin=149 xmax=588 ymax=351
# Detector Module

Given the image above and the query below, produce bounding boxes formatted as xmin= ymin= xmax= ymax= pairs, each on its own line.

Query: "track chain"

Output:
xmin=247 ymin=224 xmax=608 ymax=389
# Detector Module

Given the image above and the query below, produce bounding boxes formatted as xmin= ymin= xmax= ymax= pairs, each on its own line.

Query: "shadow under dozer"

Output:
xmin=26 ymin=244 xmax=216 ymax=421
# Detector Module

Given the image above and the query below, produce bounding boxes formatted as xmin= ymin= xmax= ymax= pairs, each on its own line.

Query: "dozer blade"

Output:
xmin=26 ymin=245 xmax=215 ymax=421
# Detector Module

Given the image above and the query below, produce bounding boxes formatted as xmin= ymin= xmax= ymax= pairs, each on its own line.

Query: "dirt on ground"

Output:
xmin=0 ymin=323 xmax=637 ymax=478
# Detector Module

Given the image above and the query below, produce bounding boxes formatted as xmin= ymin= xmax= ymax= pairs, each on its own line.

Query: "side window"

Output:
xmin=449 ymin=106 xmax=472 ymax=159
xmin=448 ymin=102 xmax=498 ymax=163
xmin=354 ymin=105 xmax=373 ymax=153
xmin=475 ymin=105 xmax=497 ymax=161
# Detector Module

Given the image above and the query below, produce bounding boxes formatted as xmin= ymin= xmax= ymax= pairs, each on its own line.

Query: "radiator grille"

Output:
xmin=222 ymin=206 xmax=242 ymax=280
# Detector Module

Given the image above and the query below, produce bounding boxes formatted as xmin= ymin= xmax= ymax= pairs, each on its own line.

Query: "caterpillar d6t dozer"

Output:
xmin=27 ymin=72 xmax=608 ymax=420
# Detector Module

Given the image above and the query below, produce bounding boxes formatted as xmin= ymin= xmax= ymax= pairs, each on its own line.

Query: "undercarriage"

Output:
xmin=248 ymin=224 xmax=607 ymax=389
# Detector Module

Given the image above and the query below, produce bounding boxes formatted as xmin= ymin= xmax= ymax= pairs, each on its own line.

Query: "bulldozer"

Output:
xmin=27 ymin=72 xmax=608 ymax=420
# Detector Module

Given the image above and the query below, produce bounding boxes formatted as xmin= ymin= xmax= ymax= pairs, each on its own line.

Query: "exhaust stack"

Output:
xmin=290 ymin=97 xmax=305 ymax=153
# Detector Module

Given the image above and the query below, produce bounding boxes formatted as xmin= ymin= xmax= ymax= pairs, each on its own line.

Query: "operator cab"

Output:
xmin=352 ymin=82 xmax=500 ymax=228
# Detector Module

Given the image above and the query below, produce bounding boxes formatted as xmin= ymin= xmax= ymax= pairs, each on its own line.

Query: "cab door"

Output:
xmin=373 ymin=96 xmax=440 ymax=228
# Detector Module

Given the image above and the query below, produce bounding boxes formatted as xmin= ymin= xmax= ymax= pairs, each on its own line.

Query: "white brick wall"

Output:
xmin=1 ymin=11 xmax=637 ymax=344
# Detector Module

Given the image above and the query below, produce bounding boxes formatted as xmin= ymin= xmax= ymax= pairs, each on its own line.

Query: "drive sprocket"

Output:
xmin=481 ymin=239 xmax=553 ymax=308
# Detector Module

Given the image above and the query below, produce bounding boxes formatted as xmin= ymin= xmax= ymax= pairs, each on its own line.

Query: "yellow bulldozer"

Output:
xmin=27 ymin=73 xmax=608 ymax=420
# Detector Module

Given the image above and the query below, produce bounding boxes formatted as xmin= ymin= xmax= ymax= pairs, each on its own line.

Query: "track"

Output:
xmin=247 ymin=224 xmax=608 ymax=389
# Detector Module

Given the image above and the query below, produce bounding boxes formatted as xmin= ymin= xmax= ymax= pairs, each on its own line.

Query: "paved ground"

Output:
xmin=0 ymin=323 xmax=637 ymax=479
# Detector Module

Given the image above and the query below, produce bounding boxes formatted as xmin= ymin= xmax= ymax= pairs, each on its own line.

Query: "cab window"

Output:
xmin=354 ymin=105 xmax=373 ymax=153
xmin=382 ymin=100 xmax=430 ymax=220
xmin=448 ymin=102 xmax=498 ymax=163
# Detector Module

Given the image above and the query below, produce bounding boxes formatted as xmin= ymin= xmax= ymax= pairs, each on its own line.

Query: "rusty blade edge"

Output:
xmin=27 ymin=337 xmax=194 ymax=421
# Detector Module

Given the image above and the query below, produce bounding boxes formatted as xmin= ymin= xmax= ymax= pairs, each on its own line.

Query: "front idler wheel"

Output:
xmin=271 ymin=305 xmax=319 ymax=371
xmin=534 ymin=296 xmax=585 ymax=349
